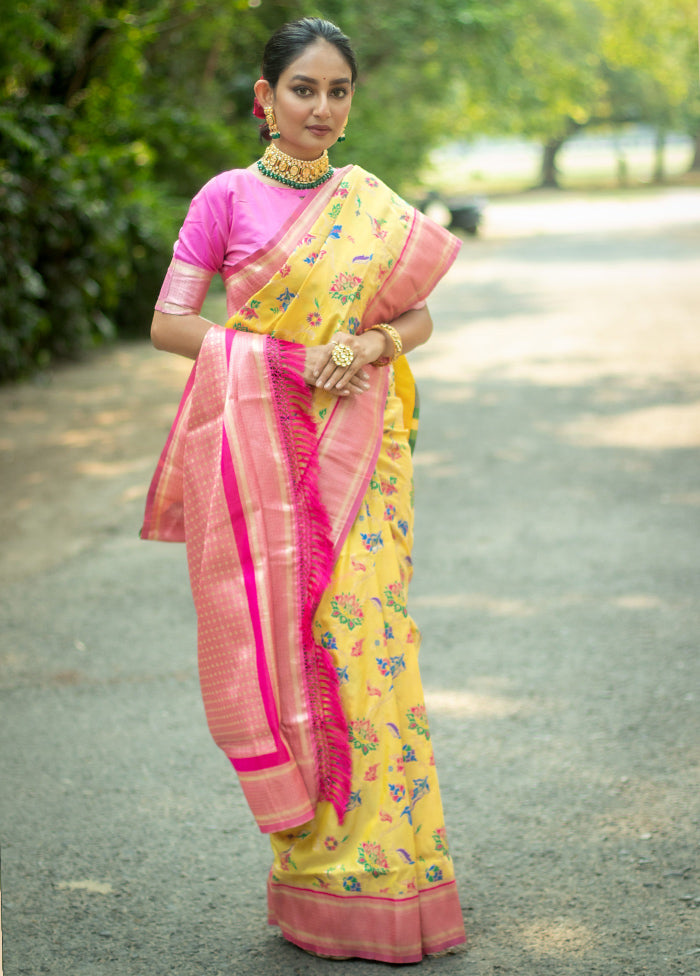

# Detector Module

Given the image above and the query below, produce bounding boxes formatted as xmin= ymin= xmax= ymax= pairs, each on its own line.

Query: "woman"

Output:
xmin=143 ymin=18 xmax=466 ymax=963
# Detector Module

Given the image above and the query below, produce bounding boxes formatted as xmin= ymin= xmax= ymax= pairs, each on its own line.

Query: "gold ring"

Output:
xmin=331 ymin=342 xmax=355 ymax=368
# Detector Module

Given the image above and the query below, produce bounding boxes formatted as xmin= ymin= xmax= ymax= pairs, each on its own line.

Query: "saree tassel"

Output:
xmin=309 ymin=641 xmax=353 ymax=822
xmin=267 ymin=339 xmax=352 ymax=820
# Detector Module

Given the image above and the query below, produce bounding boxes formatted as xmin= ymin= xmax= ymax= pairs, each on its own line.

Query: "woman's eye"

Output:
xmin=332 ymin=88 xmax=349 ymax=98
xmin=294 ymin=86 xmax=312 ymax=96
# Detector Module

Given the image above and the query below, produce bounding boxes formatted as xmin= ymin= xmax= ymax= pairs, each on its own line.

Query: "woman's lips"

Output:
xmin=307 ymin=125 xmax=331 ymax=135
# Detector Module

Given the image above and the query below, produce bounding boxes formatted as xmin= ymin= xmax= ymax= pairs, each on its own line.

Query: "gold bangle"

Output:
xmin=370 ymin=323 xmax=402 ymax=366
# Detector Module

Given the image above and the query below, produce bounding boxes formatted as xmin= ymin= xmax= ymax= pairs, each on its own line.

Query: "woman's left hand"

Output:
xmin=304 ymin=330 xmax=387 ymax=397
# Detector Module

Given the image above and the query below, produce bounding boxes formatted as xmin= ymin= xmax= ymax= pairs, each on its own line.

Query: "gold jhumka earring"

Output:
xmin=263 ymin=105 xmax=280 ymax=139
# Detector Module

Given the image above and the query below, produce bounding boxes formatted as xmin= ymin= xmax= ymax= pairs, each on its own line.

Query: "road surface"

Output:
xmin=1 ymin=187 xmax=699 ymax=975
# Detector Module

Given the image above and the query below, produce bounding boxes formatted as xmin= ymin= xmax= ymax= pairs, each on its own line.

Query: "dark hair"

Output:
xmin=259 ymin=18 xmax=358 ymax=140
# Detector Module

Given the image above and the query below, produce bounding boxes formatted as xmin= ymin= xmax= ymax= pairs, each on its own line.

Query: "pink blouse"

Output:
xmin=155 ymin=166 xmax=425 ymax=320
xmin=155 ymin=169 xmax=326 ymax=317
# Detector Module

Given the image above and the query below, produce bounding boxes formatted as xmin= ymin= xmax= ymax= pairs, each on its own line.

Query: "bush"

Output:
xmin=0 ymin=101 xmax=175 ymax=378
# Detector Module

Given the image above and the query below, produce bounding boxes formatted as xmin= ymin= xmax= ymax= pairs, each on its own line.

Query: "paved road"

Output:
xmin=1 ymin=188 xmax=699 ymax=975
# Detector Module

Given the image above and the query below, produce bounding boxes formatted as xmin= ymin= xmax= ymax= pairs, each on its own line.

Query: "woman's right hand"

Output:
xmin=304 ymin=339 xmax=368 ymax=397
xmin=304 ymin=330 xmax=386 ymax=397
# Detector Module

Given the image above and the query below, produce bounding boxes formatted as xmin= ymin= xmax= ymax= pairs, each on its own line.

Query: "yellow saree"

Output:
xmin=144 ymin=165 xmax=466 ymax=962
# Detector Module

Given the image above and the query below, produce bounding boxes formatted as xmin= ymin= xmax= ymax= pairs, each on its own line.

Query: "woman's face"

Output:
xmin=258 ymin=39 xmax=354 ymax=160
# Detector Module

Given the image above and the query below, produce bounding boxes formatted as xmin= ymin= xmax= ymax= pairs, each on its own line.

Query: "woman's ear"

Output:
xmin=254 ymin=78 xmax=274 ymax=107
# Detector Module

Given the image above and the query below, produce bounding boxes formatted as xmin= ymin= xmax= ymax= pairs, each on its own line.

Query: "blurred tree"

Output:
xmin=598 ymin=0 xmax=700 ymax=181
xmin=0 ymin=0 xmax=511 ymax=377
xmin=447 ymin=0 xmax=699 ymax=186
xmin=1 ymin=0 xmax=697 ymax=378
xmin=447 ymin=0 xmax=605 ymax=186
xmin=0 ymin=0 xmax=294 ymax=378
xmin=1 ymin=1 xmax=165 ymax=377
xmin=305 ymin=0 xmax=514 ymax=187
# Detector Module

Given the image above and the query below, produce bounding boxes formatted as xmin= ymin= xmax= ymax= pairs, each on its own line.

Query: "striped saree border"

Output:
xmin=177 ymin=328 xmax=387 ymax=830
xmin=140 ymin=362 xmax=196 ymax=542
xmin=223 ymin=167 xmax=351 ymax=315
xmin=184 ymin=328 xmax=317 ymax=830
xmin=237 ymin=764 xmax=316 ymax=833
xmin=268 ymin=876 xmax=466 ymax=964
xmin=362 ymin=202 xmax=462 ymax=327
xmin=141 ymin=325 xmax=388 ymax=832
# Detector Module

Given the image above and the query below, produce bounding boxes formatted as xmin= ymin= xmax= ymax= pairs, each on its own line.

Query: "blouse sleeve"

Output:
xmin=155 ymin=173 xmax=232 ymax=315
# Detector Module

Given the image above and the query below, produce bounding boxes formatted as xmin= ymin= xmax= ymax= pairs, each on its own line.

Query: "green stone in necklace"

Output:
xmin=257 ymin=143 xmax=334 ymax=189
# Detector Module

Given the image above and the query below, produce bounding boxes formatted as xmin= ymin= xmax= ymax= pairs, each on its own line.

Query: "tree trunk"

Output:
xmin=653 ymin=129 xmax=666 ymax=184
xmin=690 ymin=130 xmax=700 ymax=172
xmin=540 ymin=137 xmax=565 ymax=188
xmin=616 ymin=153 xmax=629 ymax=187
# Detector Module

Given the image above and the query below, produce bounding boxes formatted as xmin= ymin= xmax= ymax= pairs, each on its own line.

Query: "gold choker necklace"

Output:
xmin=257 ymin=143 xmax=334 ymax=189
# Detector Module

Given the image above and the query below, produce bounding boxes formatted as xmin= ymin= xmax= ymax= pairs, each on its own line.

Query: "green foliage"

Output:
xmin=317 ymin=0 xmax=503 ymax=186
xmin=0 ymin=0 xmax=256 ymax=378
xmin=1 ymin=102 xmax=106 ymax=377
xmin=2 ymin=0 xmax=698 ymax=378
xmin=597 ymin=0 xmax=700 ymax=132
xmin=450 ymin=0 xmax=699 ymax=181
xmin=0 ymin=3 xmax=160 ymax=379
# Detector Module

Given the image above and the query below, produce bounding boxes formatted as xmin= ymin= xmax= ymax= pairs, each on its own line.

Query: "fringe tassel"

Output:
xmin=266 ymin=338 xmax=352 ymax=822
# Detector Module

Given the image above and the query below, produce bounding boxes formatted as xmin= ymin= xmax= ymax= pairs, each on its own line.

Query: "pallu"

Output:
xmin=143 ymin=166 xmax=466 ymax=962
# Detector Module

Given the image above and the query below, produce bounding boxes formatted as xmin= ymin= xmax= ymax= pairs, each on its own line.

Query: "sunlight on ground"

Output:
xmin=413 ymin=312 xmax=700 ymax=389
xmin=610 ymin=594 xmax=665 ymax=610
xmin=128 ymin=349 xmax=192 ymax=389
xmin=4 ymin=408 xmax=48 ymax=425
xmin=483 ymin=189 xmax=700 ymax=238
xmin=52 ymin=428 xmax=110 ymax=448
xmin=412 ymin=450 xmax=452 ymax=467
xmin=425 ymin=689 xmax=525 ymax=719
xmin=556 ymin=402 xmax=700 ymax=449
xmin=75 ymin=458 xmax=153 ymax=478
xmin=412 ymin=313 xmax=610 ymax=386
xmin=56 ymin=880 xmax=113 ymax=895
xmin=415 ymin=187 xmax=700 ymax=398
xmin=411 ymin=450 xmax=459 ymax=477
xmin=413 ymin=593 xmax=536 ymax=617
xmin=664 ymin=492 xmax=700 ymax=506
xmin=595 ymin=778 xmax=700 ymax=842
xmin=122 ymin=483 xmax=150 ymax=503
xmin=518 ymin=919 xmax=595 ymax=956
xmin=414 ymin=592 xmax=679 ymax=616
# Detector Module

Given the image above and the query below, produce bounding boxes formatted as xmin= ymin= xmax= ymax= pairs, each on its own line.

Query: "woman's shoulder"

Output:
xmin=195 ymin=167 xmax=257 ymax=199
xmin=342 ymin=165 xmax=405 ymax=201
xmin=343 ymin=167 xmax=419 ymax=224
xmin=343 ymin=164 xmax=382 ymax=186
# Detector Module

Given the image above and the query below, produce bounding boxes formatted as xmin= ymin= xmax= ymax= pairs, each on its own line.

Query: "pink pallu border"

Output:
xmin=140 ymin=363 xmax=196 ymax=543
xmin=218 ymin=333 xmax=290 ymax=771
xmin=149 ymin=325 xmax=388 ymax=831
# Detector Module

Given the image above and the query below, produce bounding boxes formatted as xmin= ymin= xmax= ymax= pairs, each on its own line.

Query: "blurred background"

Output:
xmin=1 ymin=0 xmax=698 ymax=382
xmin=2 ymin=8 xmax=699 ymax=972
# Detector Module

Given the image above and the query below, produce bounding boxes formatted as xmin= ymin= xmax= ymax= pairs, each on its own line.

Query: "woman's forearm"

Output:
xmin=150 ymin=304 xmax=433 ymax=368
xmin=150 ymin=310 xmax=221 ymax=360
xmin=308 ymin=305 xmax=435 ymax=394
xmin=382 ymin=305 xmax=433 ymax=357
xmin=350 ymin=305 xmax=434 ymax=366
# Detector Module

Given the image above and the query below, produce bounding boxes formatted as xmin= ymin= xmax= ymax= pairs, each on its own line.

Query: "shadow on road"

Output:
xmin=1 ymin=188 xmax=699 ymax=974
